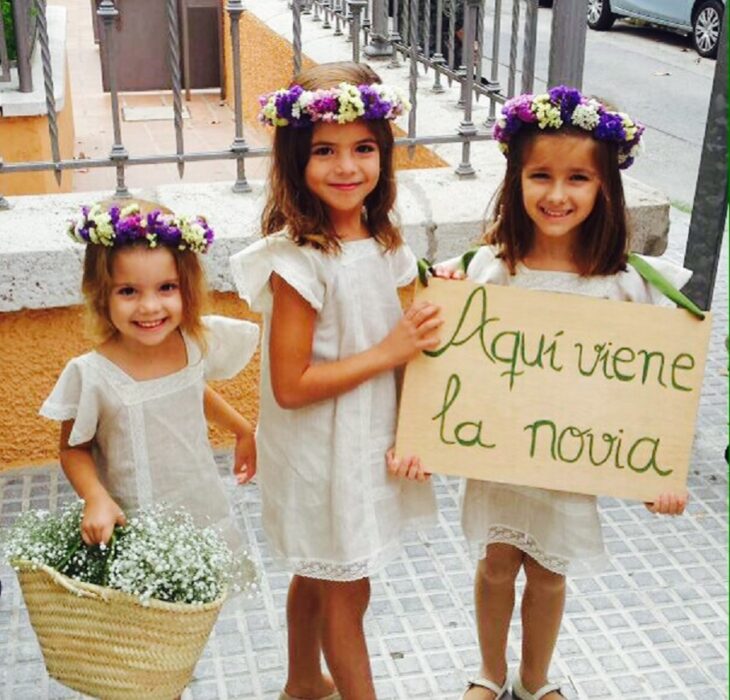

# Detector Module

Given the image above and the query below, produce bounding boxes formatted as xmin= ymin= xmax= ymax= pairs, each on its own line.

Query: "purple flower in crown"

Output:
xmin=360 ymin=85 xmax=391 ymax=120
xmin=548 ymin=85 xmax=583 ymax=121
xmin=308 ymin=93 xmax=340 ymax=123
xmin=500 ymin=94 xmax=536 ymax=137
xmin=595 ymin=111 xmax=626 ymax=142
xmin=108 ymin=205 xmax=121 ymax=227
xmin=115 ymin=211 xmax=143 ymax=245
xmin=148 ymin=212 xmax=180 ymax=247
xmin=275 ymin=85 xmax=305 ymax=124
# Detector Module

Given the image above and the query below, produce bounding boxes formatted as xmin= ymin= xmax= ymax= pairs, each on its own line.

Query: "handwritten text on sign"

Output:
xmin=395 ymin=280 xmax=712 ymax=501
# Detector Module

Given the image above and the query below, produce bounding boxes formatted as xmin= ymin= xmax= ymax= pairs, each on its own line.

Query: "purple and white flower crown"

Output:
xmin=493 ymin=86 xmax=645 ymax=169
xmin=258 ymin=81 xmax=411 ymax=128
xmin=67 ymin=203 xmax=215 ymax=254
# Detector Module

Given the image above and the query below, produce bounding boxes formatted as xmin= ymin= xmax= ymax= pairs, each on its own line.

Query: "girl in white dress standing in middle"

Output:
xmin=231 ymin=62 xmax=441 ymax=700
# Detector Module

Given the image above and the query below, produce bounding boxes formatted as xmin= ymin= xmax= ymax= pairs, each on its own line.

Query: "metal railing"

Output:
xmin=0 ymin=0 xmax=587 ymax=208
xmin=0 ymin=0 xmax=38 ymax=90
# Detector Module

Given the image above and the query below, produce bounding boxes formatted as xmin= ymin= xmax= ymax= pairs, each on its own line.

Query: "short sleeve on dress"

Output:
xmin=615 ymin=254 xmax=693 ymax=306
xmin=39 ymin=357 xmax=99 ymax=446
xmin=388 ymin=244 xmax=417 ymax=287
xmin=230 ymin=233 xmax=327 ymax=313
xmin=202 ymin=315 xmax=260 ymax=381
xmin=437 ymin=245 xmax=510 ymax=285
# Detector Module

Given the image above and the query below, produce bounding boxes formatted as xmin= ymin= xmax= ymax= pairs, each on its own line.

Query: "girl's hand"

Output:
xmin=386 ymin=448 xmax=431 ymax=482
xmin=234 ymin=428 xmax=257 ymax=484
xmin=432 ymin=264 xmax=465 ymax=280
xmin=82 ymin=494 xmax=126 ymax=546
xmin=644 ymin=492 xmax=687 ymax=516
xmin=380 ymin=300 xmax=443 ymax=366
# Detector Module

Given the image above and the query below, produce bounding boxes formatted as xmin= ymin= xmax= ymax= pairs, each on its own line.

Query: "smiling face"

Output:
xmin=520 ymin=132 xmax=602 ymax=252
xmin=303 ymin=120 xmax=381 ymax=239
xmin=107 ymin=245 xmax=183 ymax=350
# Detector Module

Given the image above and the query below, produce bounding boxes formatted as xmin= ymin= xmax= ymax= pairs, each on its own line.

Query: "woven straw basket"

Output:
xmin=14 ymin=560 xmax=224 ymax=700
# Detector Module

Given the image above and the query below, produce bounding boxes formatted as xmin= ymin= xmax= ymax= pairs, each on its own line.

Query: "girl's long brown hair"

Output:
xmin=81 ymin=200 xmax=208 ymax=348
xmin=484 ymin=126 xmax=630 ymax=276
xmin=261 ymin=62 xmax=401 ymax=253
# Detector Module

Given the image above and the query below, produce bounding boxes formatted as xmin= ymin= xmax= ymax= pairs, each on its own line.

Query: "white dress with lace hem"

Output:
xmin=230 ymin=233 xmax=437 ymax=581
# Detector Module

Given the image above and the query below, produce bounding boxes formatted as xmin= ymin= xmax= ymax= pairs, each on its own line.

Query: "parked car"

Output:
xmin=587 ymin=0 xmax=725 ymax=58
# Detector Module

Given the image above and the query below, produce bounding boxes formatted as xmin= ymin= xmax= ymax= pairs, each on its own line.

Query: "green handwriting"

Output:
xmin=425 ymin=286 xmax=564 ymax=389
xmin=523 ymin=419 xmax=672 ymax=476
xmin=432 ymin=373 xmax=496 ymax=449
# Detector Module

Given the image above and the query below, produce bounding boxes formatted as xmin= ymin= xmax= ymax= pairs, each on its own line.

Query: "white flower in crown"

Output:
xmin=618 ymin=112 xmax=639 ymax=141
xmin=179 ymin=218 xmax=207 ymax=253
xmin=571 ymin=100 xmax=601 ymax=131
xmin=89 ymin=205 xmax=115 ymax=246
xmin=120 ymin=203 xmax=140 ymax=218
xmin=261 ymin=93 xmax=289 ymax=127
xmin=336 ymin=83 xmax=365 ymax=124
xmin=386 ymin=86 xmax=411 ymax=116
xmin=532 ymin=94 xmax=562 ymax=130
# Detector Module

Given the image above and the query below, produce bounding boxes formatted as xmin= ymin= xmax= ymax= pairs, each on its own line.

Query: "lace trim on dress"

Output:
xmin=282 ymin=540 xmax=405 ymax=582
xmin=484 ymin=525 xmax=570 ymax=576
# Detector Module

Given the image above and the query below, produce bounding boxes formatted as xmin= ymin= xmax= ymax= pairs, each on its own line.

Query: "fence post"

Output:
xmin=682 ymin=19 xmax=727 ymax=310
xmin=348 ymin=0 xmax=367 ymax=61
xmin=364 ymin=0 xmax=392 ymax=56
xmin=292 ymin=0 xmax=303 ymax=76
xmin=226 ymin=0 xmax=251 ymax=193
xmin=13 ymin=0 xmax=33 ymax=92
xmin=547 ymin=0 xmax=586 ymax=89
xmin=98 ymin=0 xmax=130 ymax=198
xmin=455 ymin=0 xmax=479 ymax=178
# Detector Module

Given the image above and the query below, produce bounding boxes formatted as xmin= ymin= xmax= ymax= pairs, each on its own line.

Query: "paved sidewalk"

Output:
xmin=0 ymin=209 xmax=727 ymax=700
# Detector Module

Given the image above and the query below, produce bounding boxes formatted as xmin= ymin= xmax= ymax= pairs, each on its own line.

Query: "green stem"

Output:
xmin=53 ymin=536 xmax=84 ymax=574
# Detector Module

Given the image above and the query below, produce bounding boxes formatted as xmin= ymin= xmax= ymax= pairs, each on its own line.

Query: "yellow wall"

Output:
xmin=0 ymin=62 xmax=75 ymax=196
xmin=221 ymin=9 xmax=448 ymax=170
xmin=0 ymin=293 xmax=260 ymax=470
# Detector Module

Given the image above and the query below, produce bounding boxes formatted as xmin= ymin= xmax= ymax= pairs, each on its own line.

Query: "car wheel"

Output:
xmin=587 ymin=0 xmax=615 ymax=30
xmin=692 ymin=0 xmax=723 ymax=58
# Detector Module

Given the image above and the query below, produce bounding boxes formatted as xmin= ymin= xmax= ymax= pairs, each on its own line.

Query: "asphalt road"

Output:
xmin=479 ymin=3 xmax=720 ymax=209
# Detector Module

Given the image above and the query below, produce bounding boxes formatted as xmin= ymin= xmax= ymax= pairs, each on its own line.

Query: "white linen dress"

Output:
xmin=230 ymin=232 xmax=437 ymax=581
xmin=39 ymin=315 xmax=259 ymax=557
xmin=442 ymin=246 xmax=692 ymax=575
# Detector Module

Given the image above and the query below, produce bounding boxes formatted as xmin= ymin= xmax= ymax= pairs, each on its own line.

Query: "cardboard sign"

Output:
xmin=395 ymin=279 xmax=712 ymax=502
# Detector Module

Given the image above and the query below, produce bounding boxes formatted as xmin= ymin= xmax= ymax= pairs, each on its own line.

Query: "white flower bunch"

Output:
xmin=2 ymin=501 xmax=257 ymax=606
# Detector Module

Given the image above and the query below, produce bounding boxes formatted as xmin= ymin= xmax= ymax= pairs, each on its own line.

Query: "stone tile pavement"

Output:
xmin=0 ymin=209 xmax=727 ymax=699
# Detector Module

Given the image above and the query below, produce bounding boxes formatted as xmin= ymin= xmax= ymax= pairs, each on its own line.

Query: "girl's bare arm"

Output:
xmin=59 ymin=420 xmax=126 ymax=545
xmin=203 ymin=385 xmax=256 ymax=483
xmin=269 ymin=274 xmax=442 ymax=409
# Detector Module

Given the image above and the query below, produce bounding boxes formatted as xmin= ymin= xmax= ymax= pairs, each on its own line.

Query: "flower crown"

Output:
xmin=67 ymin=203 xmax=215 ymax=254
xmin=493 ymin=86 xmax=645 ymax=169
xmin=258 ymin=81 xmax=411 ymax=128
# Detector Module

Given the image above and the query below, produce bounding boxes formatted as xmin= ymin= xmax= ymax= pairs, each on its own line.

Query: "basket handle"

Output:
xmin=14 ymin=560 xmax=110 ymax=602
xmin=45 ymin=565 xmax=110 ymax=601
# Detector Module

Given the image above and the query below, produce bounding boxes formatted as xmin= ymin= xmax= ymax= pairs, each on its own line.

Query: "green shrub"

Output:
xmin=2 ymin=0 xmax=16 ymax=63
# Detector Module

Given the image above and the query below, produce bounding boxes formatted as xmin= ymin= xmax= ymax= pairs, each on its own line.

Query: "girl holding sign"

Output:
xmin=433 ymin=87 xmax=691 ymax=700
xmin=231 ymin=62 xmax=440 ymax=700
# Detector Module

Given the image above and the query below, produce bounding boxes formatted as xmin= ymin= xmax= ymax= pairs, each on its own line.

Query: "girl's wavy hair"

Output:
xmin=483 ymin=125 xmax=630 ymax=276
xmin=261 ymin=62 xmax=401 ymax=254
xmin=81 ymin=200 xmax=209 ymax=349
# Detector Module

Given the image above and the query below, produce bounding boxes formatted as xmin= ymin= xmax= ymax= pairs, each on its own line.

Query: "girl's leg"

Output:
xmin=465 ymin=543 xmax=523 ymax=700
xmin=519 ymin=555 xmax=566 ymax=699
xmin=284 ymin=574 xmax=337 ymax=699
xmin=320 ymin=577 xmax=375 ymax=700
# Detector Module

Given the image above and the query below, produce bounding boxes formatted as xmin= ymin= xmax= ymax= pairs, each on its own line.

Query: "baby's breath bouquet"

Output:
xmin=2 ymin=500 xmax=257 ymax=604
xmin=2 ymin=500 xmax=257 ymax=700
